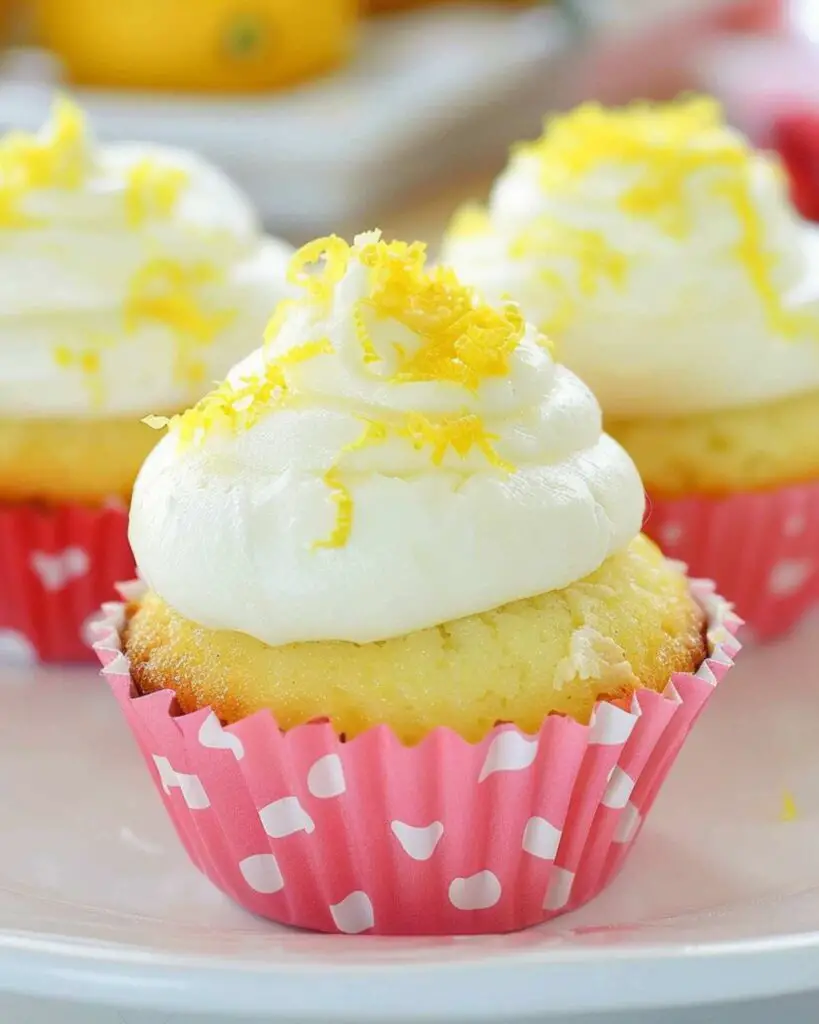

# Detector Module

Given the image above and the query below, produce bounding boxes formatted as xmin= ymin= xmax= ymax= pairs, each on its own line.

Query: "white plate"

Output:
xmin=0 ymin=7 xmax=571 ymax=237
xmin=2 ymin=617 xmax=819 ymax=1022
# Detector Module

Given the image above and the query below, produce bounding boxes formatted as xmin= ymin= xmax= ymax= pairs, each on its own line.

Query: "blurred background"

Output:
xmin=0 ymin=0 xmax=815 ymax=245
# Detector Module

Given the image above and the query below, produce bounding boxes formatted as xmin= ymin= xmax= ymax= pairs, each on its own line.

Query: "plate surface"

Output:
xmin=2 ymin=617 xmax=819 ymax=1021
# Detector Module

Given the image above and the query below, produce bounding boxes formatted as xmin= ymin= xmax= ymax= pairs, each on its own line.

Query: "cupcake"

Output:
xmin=93 ymin=232 xmax=740 ymax=935
xmin=35 ymin=0 xmax=358 ymax=93
xmin=443 ymin=97 xmax=819 ymax=640
xmin=0 ymin=97 xmax=293 ymax=662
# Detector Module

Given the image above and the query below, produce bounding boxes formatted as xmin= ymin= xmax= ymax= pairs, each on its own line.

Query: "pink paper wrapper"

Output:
xmin=644 ymin=479 xmax=819 ymax=642
xmin=0 ymin=501 xmax=134 ymax=663
xmin=93 ymin=579 xmax=740 ymax=936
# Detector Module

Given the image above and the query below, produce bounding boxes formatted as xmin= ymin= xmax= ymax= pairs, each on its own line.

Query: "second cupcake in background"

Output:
xmin=0 ymin=97 xmax=292 ymax=662
xmin=443 ymin=97 xmax=819 ymax=640
xmin=94 ymin=232 xmax=739 ymax=935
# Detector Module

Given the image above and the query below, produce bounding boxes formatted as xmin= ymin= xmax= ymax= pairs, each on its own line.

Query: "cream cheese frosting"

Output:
xmin=442 ymin=97 xmax=819 ymax=420
xmin=0 ymin=98 xmax=293 ymax=419
xmin=130 ymin=231 xmax=645 ymax=646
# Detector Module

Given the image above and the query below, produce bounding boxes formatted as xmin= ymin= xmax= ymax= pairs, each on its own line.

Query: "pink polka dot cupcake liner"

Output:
xmin=0 ymin=501 xmax=135 ymax=663
xmin=92 ymin=579 xmax=740 ymax=936
xmin=644 ymin=479 xmax=819 ymax=642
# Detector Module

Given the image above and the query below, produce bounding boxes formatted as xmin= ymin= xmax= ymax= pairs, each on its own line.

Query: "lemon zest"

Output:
xmin=163 ymin=339 xmax=334 ymax=447
xmin=53 ymin=335 xmax=108 ymax=408
xmin=126 ymin=258 xmax=237 ymax=385
xmin=781 ymin=791 xmax=799 ymax=823
xmin=143 ymin=414 xmax=170 ymax=430
xmin=313 ymin=419 xmax=389 ymax=550
xmin=519 ymin=96 xmax=814 ymax=338
xmin=352 ymin=299 xmax=380 ymax=365
xmin=287 ymin=235 xmax=351 ymax=306
xmin=401 ymin=412 xmax=513 ymax=471
xmin=0 ymin=96 xmax=90 ymax=227
xmin=156 ymin=233 xmax=532 ymax=551
xmin=125 ymin=158 xmax=189 ymax=227
xmin=263 ymin=298 xmax=297 ymax=349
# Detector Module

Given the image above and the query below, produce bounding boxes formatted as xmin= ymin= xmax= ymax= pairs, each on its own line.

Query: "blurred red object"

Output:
xmin=771 ymin=110 xmax=819 ymax=222
xmin=568 ymin=0 xmax=784 ymax=106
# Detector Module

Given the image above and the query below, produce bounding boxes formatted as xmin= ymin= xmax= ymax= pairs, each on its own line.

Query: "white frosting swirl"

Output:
xmin=0 ymin=100 xmax=293 ymax=419
xmin=130 ymin=232 xmax=645 ymax=645
xmin=442 ymin=101 xmax=819 ymax=419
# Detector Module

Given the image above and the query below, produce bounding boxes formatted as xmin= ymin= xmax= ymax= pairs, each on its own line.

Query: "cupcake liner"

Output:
xmin=0 ymin=501 xmax=134 ymax=664
xmin=92 ymin=580 xmax=740 ymax=936
xmin=644 ymin=479 xmax=819 ymax=642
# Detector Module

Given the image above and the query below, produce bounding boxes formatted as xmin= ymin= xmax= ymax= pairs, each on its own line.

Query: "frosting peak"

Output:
xmin=443 ymin=97 xmax=819 ymax=418
xmin=131 ymin=232 xmax=645 ymax=646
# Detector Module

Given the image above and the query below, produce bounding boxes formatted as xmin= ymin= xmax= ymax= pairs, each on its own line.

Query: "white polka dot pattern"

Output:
xmin=391 ymin=821 xmax=445 ymax=861
xmin=543 ymin=867 xmax=575 ymax=912
xmin=644 ymin=483 xmax=819 ymax=641
xmin=449 ymin=871 xmax=502 ymax=911
xmin=30 ymin=547 xmax=90 ymax=592
xmin=259 ymin=797 xmax=315 ymax=838
xmin=478 ymin=731 xmax=538 ymax=782
xmin=0 ymin=630 xmax=36 ymax=666
xmin=152 ymin=756 xmax=210 ymax=810
xmin=199 ymin=712 xmax=245 ymax=761
xmin=522 ymin=817 xmax=562 ymax=861
xmin=330 ymin=892 xmax=375 ymax=934
xmin=93 ymin=578 xmax=740 ymax=935
xmin=768 ymin=558 xmax=814 ymax=597
xmin=239 ymin=854 xmax=284 ymax=894
xmin=307 ymin=754 xmax=346 ymax=799
xmin=0 ymin=500 xmax=135 ymax=662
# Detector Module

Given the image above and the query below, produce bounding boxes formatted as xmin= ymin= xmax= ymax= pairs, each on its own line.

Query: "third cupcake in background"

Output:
xmin=0 ymin=97 xmax=292 ymax=661
xmin=443 ymin=97 xmax=819 ymax=640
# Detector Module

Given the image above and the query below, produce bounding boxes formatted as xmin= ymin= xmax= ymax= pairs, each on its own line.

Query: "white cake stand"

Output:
xmin=2 ymin=614 xmax=819 ymax=1022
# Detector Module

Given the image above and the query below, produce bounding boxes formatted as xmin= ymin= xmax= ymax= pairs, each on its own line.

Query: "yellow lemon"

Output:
xmin=35 ymin=0 xmax=358 ymax=93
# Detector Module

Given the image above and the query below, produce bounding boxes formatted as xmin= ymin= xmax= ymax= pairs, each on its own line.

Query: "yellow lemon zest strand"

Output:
xmin=715 ymin=178 xmax=804 ymax=338
xmin=781 ymin=791 xmax=799 ymax=823
xmin=353 ymin=299 xmax=380 ymax=365
xmin=126 ymin=258 xmax=237 ymax=385
xmin=527 ymin=96 xmax=728 ymax=196
xmin=313 ymin=468 xmax=353 ymax=551
xmin=512 ymin=218 xmax=628 ymax=297
xmin=287 ymin=234 xmax=351 ymax=306
xmin=313 ymin=419 xmax=389 ymax=551
xmin=125 ymin=158 xmax=189 ymax=227
xmin=352 ymin=235 xmax=525 ymax=389
xmin=162 ymin=339 xmax=334 ymax=447
xmin=52 ymin=336 xmax=107 ymax=409
xmin=402 ymin=412 xmax=513 ymax=472
xmin=263 ymin=298 xmax=297 ymax=350
xmin=0 ymin=96 xmax=90 ymax=227
xmin=143 ymin=414 xmax=170 ymax=430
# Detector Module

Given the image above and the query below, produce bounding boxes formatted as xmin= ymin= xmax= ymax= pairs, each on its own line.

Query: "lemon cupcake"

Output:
xmin=92 ymin=233 xmax=739 ymax=935
xmin=35 ymin=0 xmax=358 ymax=93
xmin=443 ymin=97 xmax=819 ymax=639
xmin=0 ymin=98 xmax=292 ymax=662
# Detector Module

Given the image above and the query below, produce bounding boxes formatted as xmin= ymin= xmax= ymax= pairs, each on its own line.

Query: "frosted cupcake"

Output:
xmin=443 ymin=97 xmax=819 ymax=639
xmin=93 ymin=233 xmax=739 ymax=935
xmin=0 ymin=98 xmax=292 ymax=662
